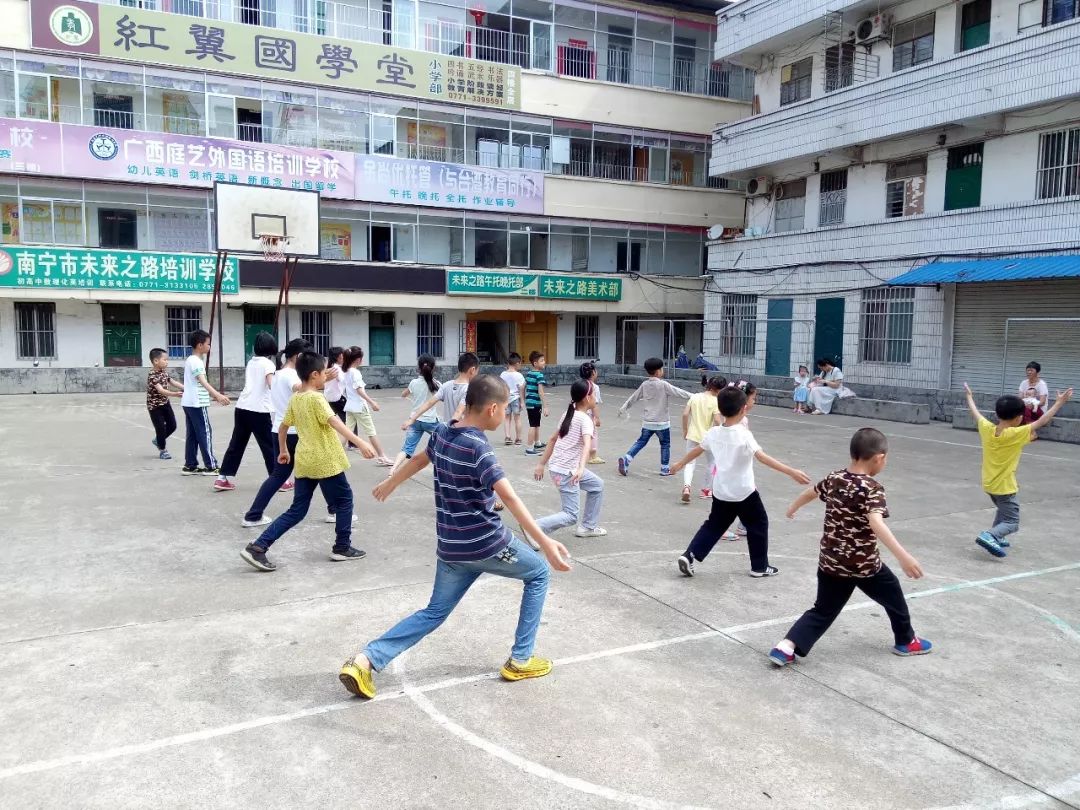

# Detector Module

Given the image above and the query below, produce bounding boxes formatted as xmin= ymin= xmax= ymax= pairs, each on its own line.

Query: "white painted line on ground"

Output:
xmin=1 ymin=562 xmax=1077 ymax=783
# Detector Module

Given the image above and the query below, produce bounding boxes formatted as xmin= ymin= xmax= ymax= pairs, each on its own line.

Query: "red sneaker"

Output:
xmin=213 ymin=478 xmax=235 ymax=492
xmin=279 ymin=481 xmax=294 ymax=493
xmin=893 ymin=637 xmax=933 ymax=656
xmin=699 ymin=488 xmax=712 ymax=499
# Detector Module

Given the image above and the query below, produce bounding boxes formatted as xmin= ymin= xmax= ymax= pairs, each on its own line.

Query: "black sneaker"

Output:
xmin=749 ymin=565 xmax=780 ymax=578
xmin=181 ymin=465 xmax=199 ymax=475
xmin=534 ymin=441 xmax=547 ymax=449
xmin=199 ymin=467 xmax=220 ymax=476
xmin=240 ymin=544 xmax=276 ymax=572
xmin=330 ymin=547 xmax=367 ymax=562
xmin=677 ymin=554 xmax=695 ymax=577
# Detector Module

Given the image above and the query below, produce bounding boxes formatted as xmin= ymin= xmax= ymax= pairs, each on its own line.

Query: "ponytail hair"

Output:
xmin=558 ymin=379 xmax=592 ymax=439
xmin=578 ymin=361 xmax=596 ymax=381
xmin=417 ymin=353 xmax=439 ymax=393
xmin=343 ymin=345 xmax=364 ymax=371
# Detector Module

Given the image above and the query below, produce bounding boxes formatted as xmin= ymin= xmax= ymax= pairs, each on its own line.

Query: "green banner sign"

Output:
xmin=0 ymin=246 xmax=238 ymax=294
xmin=447 ymin=270 xmax=622 ymax=301
xmin=32 ymin=0 xmax=521 ymax=110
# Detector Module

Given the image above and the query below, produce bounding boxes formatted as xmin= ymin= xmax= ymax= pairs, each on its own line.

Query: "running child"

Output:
xmin=389 ymin=353 xmax=441 ymax=475
xmin=962 ymin=382 xmax=1072 ymax=557
xmin=215 ymin=331 xmax=278 ymax=492
xmin=768 ymin=428 xmax=932 ymax=666
xmin=342 ymin=346 xmax=394 ymax=466
xmin=679 ymin=374 xmax=725 ymax=504
xmin=146 ymin=348 xmax=184 ymax=460
xmin=523 ymin=351 xmax=548 ymax=455
xmin=180 ymin=329 xmax=231 ymax=476
xmin=532 ymin=379 xmax=607 ymax=538
xmin=500 ymin=352 xmax=526 ymax=446
xmin=793 ymin=365 xmax=812 ymax=414
xmin=240 ymin=351 xmax=376 ymax=572
xmin=671 ymin=386 xmax=810 ymax=578
xmin=580 ymin=361 xmax=605 ymax=465
xmin=617 ymin=358 xmax=691 ymax=476
xmin=324 ymin=346 xmax=348 ymax=427
xmin=405 ymin=351 xmax=479 ymax=429
xmin=338 ymin=374 xmax=572 ymax=699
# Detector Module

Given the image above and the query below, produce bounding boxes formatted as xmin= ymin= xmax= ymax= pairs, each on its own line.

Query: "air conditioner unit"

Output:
xmin=855 ymin=13 xmax=891 ymax=45
xmin=745 ymin=176 xmax=772 ymax=197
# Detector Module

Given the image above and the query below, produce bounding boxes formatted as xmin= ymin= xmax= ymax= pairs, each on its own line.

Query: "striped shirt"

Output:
xmin=525 ymin=368 xmax=545 ymax=408
xmin=427 ymin=422 xmax=511 ymax=562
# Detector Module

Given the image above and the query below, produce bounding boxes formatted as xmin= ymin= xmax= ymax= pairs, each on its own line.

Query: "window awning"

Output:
xmin=888 ymin=255 xmax=1080 ymax=286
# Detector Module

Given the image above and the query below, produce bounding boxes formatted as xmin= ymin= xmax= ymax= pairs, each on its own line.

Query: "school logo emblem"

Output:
xmin=0 ymin=249 xmax=13 ymax=276
xmin=88 ymin=133 xmax=119 ymax=160
xmin=49 ymin=6 xmax=94 ymax=46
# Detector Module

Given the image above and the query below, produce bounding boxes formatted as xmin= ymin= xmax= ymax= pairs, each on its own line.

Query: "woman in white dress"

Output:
xmin=808 ymin=358 xmax=845 ymax=415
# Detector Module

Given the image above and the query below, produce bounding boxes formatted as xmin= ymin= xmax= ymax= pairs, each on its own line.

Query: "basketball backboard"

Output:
xmin=213 ymin=183 xmax=321 ymax=258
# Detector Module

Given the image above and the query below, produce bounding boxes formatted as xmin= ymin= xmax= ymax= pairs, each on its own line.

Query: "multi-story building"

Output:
xmin=0 ymin=0 xmax=750 ymax=384
xmin=705 ymin=0 xmax=1080 ymax=394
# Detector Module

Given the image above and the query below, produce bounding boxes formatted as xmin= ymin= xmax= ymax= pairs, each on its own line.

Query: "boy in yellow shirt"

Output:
xmin=962 ymin=382 xmax=1072 ymax=558
xmin=241 ymin=352 xmax=376 ymax=572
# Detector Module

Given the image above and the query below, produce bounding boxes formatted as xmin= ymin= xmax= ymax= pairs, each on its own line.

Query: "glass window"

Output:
xmin=15 ymin=302 xmax=56 ymax=360
xmin=774 ymin=179 xmax=807 ymax=233
xmin=885 ymin=157 xmax=927 ymax=218
xmin=780 ymin=57 xmax=812 ymax=106
xmin=818 ymin=169 xmax=848 ymax=226
xmin=574 ymin=315 xmax=599 ymax=359
xmin=1044 ymin=0 xmax=1080 ymax=25
xmin=860 ymin=287 xmax=914 ymax=364
xmin=720 ymin=294 xmax=757 ymax=357
xmin=471 ymin=217 xmax=508 ymax=267
xmin=892 ymin=13 xmax=935 ymax=71
xmin=417 ymin=312 xmax=445 ymax=359
xmin=166 ymin=306 xmax=201 ymax=358
xmin=960 ymin=0 xmax=992 ymax=50
xmin=301 ymin=310 xmax=332 ymax=356
xmin=1036 ymin=127 xmax=1080 ymax=199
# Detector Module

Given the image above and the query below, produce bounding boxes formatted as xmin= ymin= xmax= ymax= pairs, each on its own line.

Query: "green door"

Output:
xmin=368 ymin=327 xmax=395 ymax=365
xmin=813 ymin=298 xmax=845 ymax=369
xmin=102 ymin=304 xmax=141 ymax=367
xmin=243 ymin=306 xmax=277 ymax=359
xmin=944 ymin=143 xmax=983 ymax=211
xmin=765 ymin=298 xmax=793 ymax=376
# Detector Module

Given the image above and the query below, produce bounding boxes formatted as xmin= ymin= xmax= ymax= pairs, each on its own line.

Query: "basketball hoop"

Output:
xmin=259 ymin=233 xmax=288 ymax=262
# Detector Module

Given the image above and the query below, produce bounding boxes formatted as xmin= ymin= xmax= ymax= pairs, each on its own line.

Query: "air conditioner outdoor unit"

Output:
xmin=745 ymin=176 xmax=772 ymax=197
xmin=855 ymin=13 xmax=891 ymax=45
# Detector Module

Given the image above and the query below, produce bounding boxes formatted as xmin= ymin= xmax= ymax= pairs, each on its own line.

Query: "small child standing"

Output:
xmin=617 ymin=358 xmax=691 ymax=477
xmin=793 ymin=365 xmax=812 ymax=414
xmin=180 ymin=329 xmax=231 ymax=476
xmin=324 ymin=346 xmax=348 ymax=426
xmin=769 ymin=428 xmax=932 ymax=666
xmin=500 ymin=352 xmax=526 ymax=446
xmin=533 ymin=379 xmax=607 ymax=538
xmin=215 ymin=331 xmax=278 ymax=492
xmin=580 ymin=361 xmax=605 ymax=465
xmin=390 ymin=353 xmax=441 ymax=475
xmin=962 ymin=382 xmax=1072 ymax=557
xmin=146 ymin=347 xmax=184 ymax=460
xmin=406 ymin=351 xmax=480 ymax=430
xmin=240 ymin=352 xmax=376 ymax=572
xmin=679 ymin=375 xmax=725 ymax=503
xmin=523 ymin=351 xmax=549 ymax=455
xmin=338 ymin=375 xmax=572 ymax=699
xmin=670 ymin=386 xmax=810 ymax=577
xmin=343 ymin=346 xmax=394 ymax=467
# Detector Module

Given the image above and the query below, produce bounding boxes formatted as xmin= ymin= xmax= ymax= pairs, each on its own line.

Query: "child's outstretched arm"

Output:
xmin=664 ymin=381 xmax=692 ymax=399
xmin=196 ymin=372 xmax=230 ymax=406
xmin=359 ymin=388 xmax=381 ymax=412
xmin=868 ymin=512 xmax=923 ymax=579
xmin=619 ymin=385 xmax=643 ymax=415
xmin=786 ymin=486 xmax=817 ymax=519
xmin=328 ymin=415 xmax=376 ymax=458
xmin=961 ymin=383 xmax=984 ymax=422
xmin=754 ymin=450 xmax=811 ymax=485
xmin=1029 ymin=387 xmax=1073 ymax=431
xmin=669 ymin=444 xmax=704 ymax=475
xmin=493 ymin=478 xmax=571 ymax=572
xmin=276 ymin=423 xmax=290 ymax=464
xmin=681 ymin=402 xmax=691 ymax=437
xmin=404 ymin=394 xmax=439 ymax=429
xmin=373 ymin=451 xmax=430 ymax=501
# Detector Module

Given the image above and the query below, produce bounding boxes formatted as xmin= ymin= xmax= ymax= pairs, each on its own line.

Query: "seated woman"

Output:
xmin=1019 ymin=361 xmax=1048 ymax=424
xmin=808 ymin=358 xmax=846 ymax=415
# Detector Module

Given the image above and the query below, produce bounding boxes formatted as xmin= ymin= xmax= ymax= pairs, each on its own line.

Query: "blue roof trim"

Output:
xmin=888 ymin=255 xmax=1080 ymax=285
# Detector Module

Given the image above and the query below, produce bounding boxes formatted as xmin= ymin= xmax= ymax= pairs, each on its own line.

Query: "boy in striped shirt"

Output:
xmin=340 ymin=374 xmax=571 ymax=699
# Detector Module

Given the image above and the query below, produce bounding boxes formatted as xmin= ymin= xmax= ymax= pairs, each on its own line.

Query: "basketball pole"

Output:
xmin=208 ymin=249 xmax=228 ymax=392
xmin=274 ymin=256 xmax=298 ymax=343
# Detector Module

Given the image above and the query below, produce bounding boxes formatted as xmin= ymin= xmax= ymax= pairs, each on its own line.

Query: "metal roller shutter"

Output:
xmin=950 ymin=280 xmax=1080 ymax=393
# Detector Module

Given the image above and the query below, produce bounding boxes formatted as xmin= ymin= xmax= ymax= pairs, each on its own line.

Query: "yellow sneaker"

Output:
xmin=499 ymin=657 xmax=553 ymax=682
xmin=339 ymin=656 xmax=376 ymax=699
xmin=587 ymin=456 xmax=606 ymax=465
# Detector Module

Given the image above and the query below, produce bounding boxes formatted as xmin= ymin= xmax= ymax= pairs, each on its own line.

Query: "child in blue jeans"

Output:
xmin=617 ymin=357 xmax=691 ymax=476
xmin=339 ymin=375 xmax=571 ymax=698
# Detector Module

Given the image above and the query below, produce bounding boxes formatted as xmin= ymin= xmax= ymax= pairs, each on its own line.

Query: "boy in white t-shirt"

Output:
xmin=500 ymin=352 xmax=526 ymax=446
xmin=670 ymin=386 xmax=809 ymax=578
xmin=180 ymin=329 xmax=231 ymax=476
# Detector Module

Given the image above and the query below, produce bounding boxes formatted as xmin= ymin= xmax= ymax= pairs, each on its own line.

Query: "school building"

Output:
xmin=704 ymin=0 xmax=1080 ymax=394
xmin=0 ymin=0 xmax=754 ymax=389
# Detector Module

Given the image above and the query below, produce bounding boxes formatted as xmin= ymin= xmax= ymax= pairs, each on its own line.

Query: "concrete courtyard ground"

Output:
xmin=1 ymin=384 xmax=1078 ymax=809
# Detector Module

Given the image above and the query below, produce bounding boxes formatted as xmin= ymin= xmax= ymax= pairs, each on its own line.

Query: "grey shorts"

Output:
xmin=506 ymin=399 xmax=522 ymax=415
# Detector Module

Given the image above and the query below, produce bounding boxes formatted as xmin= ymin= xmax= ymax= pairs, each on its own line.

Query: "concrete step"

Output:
xmin=752 ymin=388 xmax=930 ymax=424
xmin=952 ymin=408 xmax=1080 ymax=444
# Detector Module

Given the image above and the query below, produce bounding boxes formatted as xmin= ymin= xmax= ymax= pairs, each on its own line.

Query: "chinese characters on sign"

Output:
xmin=447 ymin=271 xmax=622 ymax=301
xmin=0 ymin=247 xmax=239 ymax=294
xmin=31 ymin=0 xmax=521 ymax=110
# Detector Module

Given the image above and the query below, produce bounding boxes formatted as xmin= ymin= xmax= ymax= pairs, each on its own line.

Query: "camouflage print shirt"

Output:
xmin=815 ymin=470 xmax=888 ymax=577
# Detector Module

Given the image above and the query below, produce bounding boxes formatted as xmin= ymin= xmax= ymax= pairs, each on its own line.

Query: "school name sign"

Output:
xmin=447 ymin=271 xmax=622 ymax=301
xmin=0 ymin=247 xmax=239 ymax=294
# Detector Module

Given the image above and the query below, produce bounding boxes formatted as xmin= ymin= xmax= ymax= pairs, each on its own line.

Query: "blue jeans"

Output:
xmin=254 ymin=472 xmax=355 ymax=552
xmin=364 ymin=536 xmax=550 ymax=671
xmin=989 ymin=493 xmax=1020 ymax=540
xmin=624 ymin=427 xmax=671 ymax=468
xmin=402 ymin=420 xmax=438 ymax=457
xmin=182 ymin=405 xmax=218 ymax=469
xmin=244 ymin=433 xmax=330 ymax=522
xmin=536 ymin=469 xmax=604 ymax=533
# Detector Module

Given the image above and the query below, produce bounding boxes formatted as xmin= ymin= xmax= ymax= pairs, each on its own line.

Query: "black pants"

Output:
xmin=219 ymin=408 xmax=275 ymax=477
xmin=685 ymin=490 xmax=770 ymax=572
xmin=148 ymin=403 xmax=177 ymax=451
xmin=244 ymin=433 xmax=331 ymax=522
xmin=785 ymin=566 xmax=915 ymax=657
xmin=329 ymin=396 xmax=347 ymax=423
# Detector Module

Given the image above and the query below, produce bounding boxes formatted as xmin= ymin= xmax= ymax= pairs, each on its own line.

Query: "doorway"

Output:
xmin=368 ymin=311 xmax=395 ymax=365
xmin=944 ymin=142 xmax=983 ymax=211
xmin=101 ymin=304 xmax=141 ymax=367
xmin=371 ymin=225 xmax=392 ymax=262
xmin=243 ymin=305 xmax=277 ymax=359
xmin=615 ymin=315 xmax=638 ymax=365
xmin=473 ymin=320 xmax=515 ymax=364
xmin=765 ymin=298 xmax=793 ymax=376
xmin=813 ymin=298 xmax=845 ymax=368
xmin=98 ymin=208 xmax=138 ymax=249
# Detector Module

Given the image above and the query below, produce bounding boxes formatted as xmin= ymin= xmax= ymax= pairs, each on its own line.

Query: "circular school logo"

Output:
xmin=88 ymin=133 xmax=119 ymax=161
xmin=49 ymin=6 xmax=94 ymax=46
xmin=0 ymin=250 xmax=13 ymax=277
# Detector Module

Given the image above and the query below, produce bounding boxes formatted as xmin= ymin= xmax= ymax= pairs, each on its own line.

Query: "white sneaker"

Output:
xmin=325 ymin=513 xmax=359 ymax=524
xmin=241 ymin=516 xmax=272 ymax=528
xmin=574 ymin=526 xmax=608 ymax=538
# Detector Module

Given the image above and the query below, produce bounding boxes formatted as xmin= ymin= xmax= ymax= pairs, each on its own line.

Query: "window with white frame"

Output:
xmin=773 ymin=179 xmax=806 ymax=233
xmin=417 ymin=312 xmax=444 ymax=359
xmin=892 ymin=14 xmax=935 ymax=71
xmin=779 ymin=57 xmax=812 ymax=106
xmin=860 ymin=286 xmax=915 ymax=364
xmin=166 ymin=306 xmax=201 ymax=359
xmin=818 ymin=169 xmax=848 ymax=226
xmin=301 ymin=310 xmax=332 ymax=357
xmin=15 ymin=302 xmax=56 ymax=360
xmin=1044 ymin=0 xmax=1079 ymax=26
xmin=574 ymin=315 xmax=599 ymax=359
xmin=885 ymin=157 xmax=927 ymax=218
xmin=719 ymin=294 xmax=757 ymax=357
xmin=1036 ymin=127 xmax=1080 ymax=199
